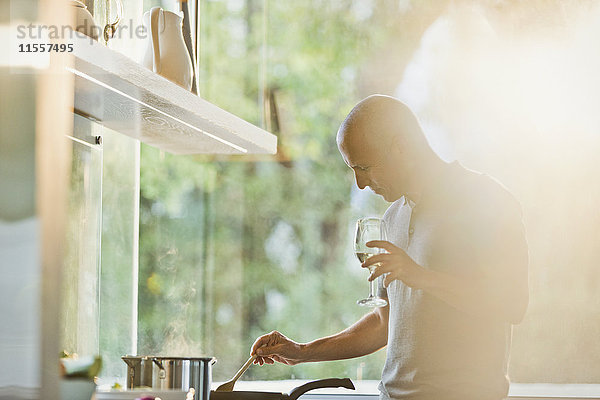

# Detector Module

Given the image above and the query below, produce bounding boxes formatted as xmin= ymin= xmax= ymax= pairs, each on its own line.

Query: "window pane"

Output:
xmin=137 ymin=0 xmax=600 ymax=390
xmin=138 ymin=0 xmax=395 ymax=384
xmin=61 ymin=115 xmax=103 ymax=357
xmin=62 ymin=116 xmax=140 ymax=385
xmin=99 ymin=129 xmax=140 ymax=384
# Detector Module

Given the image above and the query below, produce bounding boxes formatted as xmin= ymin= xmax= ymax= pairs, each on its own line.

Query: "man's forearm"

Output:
xmin=421 ymin=269 xmax=528 ymax=324
xmin=300 ymin=307 xmax=388 ymax=362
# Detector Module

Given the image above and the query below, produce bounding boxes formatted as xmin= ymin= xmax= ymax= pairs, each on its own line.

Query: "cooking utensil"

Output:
xmin=210 ymin=378 xmax=355 ymax=400
xmin=215 ymin=355 xmax=257 ymax=392
xmin=121 ymin=356 xmax=154 ymax=388
xmin=121 ymin=356 xmax=216 ymax=400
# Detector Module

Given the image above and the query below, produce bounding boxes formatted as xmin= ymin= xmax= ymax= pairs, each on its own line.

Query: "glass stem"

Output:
xmin=369 ymin=275 xmax=376 ymax=298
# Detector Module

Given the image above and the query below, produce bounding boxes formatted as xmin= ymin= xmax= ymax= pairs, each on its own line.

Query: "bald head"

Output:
xmin=336 ymin=95 xmax=434 ymax=202
xmin=336 ymin=95 xmax=426 ymax=152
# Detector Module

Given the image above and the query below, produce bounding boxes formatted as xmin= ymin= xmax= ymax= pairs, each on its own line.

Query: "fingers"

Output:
xmin=254 ymin=356 xmax=274 ymax=366
xmin=257 ymin=343 xmax=288 ymax=358
xmin=271 ymin=355 xmax=291 ymax=365
xmin=366 ymin=240 xmax=398 ymax=252
xmin=251 ymin=340 xmax=265 ymax=356
xmin=251 ymin=331 xmax=289 ymax=366
xmin=254 ymin=356 xmax=269 ymax=365
xmin=251 ymin=331 xmax=279 ymax=355
xmin=255 ymin=352 xmax=291 ymax=366
xmin=251 ymin=331 xmax=300 ymax=367
xmin=368 ymin=264 xmax=395 ymax=281
xmin=252 ymin=333 xmax=275 ymax=366
xmin=255 ymin=345 xmax=273 ymax=357
xmin=361 ymin=253 xmax=388 ymax=269
xmin=251 ymin=336 xmax=268 ymax=355
xmin=254 ymin=351 xmax=288 ymax=366
xmin=383 ymin=272 xmax=395 ymax=288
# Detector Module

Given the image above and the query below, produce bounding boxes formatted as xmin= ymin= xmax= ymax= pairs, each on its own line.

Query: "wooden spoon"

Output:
xmin=215 ymin=355 xmax=257 ymax=392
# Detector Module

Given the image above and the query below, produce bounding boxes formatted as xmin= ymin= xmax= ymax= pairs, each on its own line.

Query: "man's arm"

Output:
xmin=365 ymin=192 xmax=529 ymax=325
xmin=418 ymin=269 xmax=528 ymax=324
xmin=366 ymin=237 xmax=528 ymax=324
xmin=251 ymin=305 xmax=389 ymax=366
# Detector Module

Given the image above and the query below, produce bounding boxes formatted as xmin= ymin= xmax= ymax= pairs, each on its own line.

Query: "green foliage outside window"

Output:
xmin=138 ymin=0 xmax=392 ymax=381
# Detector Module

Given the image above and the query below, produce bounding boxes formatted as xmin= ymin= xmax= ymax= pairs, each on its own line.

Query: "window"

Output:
xmin=62 ymin=117 xmax=139 ymax=383
xmin=136 ymin=0 xmax=392 ymax=384
xmin=91 ymin=0 xmax=600 ymax=396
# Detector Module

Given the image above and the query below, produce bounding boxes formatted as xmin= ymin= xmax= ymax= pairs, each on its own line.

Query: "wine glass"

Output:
xmin=355 ymin=217 xmax=388 ymax=307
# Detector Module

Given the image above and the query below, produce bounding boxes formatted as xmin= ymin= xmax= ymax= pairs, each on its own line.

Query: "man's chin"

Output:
xmin=371 ymin=188 xmax=396 ymax=202
xmin=372 ymin=188 xmax=384 ymax=197
xmin=381 ymin=191 xmax=401 ymax=202
xmin=378 ymin=190 xmax=391 ymax=202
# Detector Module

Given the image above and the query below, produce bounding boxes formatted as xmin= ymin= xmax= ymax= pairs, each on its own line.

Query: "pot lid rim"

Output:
xmin=122 ymin=355 xmax=217 ymax=362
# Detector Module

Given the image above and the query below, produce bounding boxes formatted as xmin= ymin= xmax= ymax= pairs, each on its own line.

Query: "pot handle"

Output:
xmin=152 ymin=357 xmax=167 ymax=379
xmin=287 ymin=378 xmax=355 ymax=400
xmin=121 ymin=357 xmax=140 ymax=389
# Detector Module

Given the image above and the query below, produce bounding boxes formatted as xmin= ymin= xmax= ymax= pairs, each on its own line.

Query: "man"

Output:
xmin=251 ymin=95 xmax=529 ymax=400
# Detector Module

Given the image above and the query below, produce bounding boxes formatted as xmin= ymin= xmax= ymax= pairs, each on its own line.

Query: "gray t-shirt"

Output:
xmin=378 ymin=161 xmax=528 ymax=400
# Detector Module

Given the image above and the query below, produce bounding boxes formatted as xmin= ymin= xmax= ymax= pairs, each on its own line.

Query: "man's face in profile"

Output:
xmin=338 ymin=130 xmax=410 ymax=202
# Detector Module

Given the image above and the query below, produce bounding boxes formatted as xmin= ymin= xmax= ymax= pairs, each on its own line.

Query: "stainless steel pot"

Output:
xmin=122 ymin=356 xmax=216 ymax=400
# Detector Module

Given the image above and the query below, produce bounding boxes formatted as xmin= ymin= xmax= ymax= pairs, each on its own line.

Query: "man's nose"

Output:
xmin=354 ymin=170 xmax=369 ymax=189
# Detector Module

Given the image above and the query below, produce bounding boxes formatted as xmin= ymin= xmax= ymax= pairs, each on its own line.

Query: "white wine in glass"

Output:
xmin=355 ymin=217 xmax=388 ymax=307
